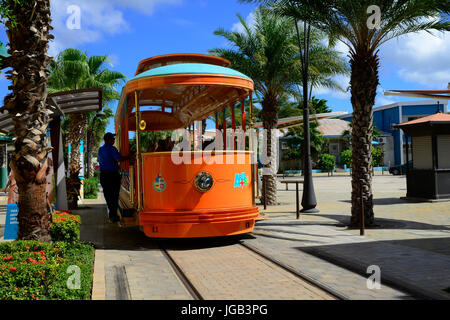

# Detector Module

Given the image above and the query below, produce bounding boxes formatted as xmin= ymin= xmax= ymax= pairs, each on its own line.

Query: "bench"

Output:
xmin=282 ymin=170 xmax=302 ymax=178
xmin=280 ymin=179 xmax=304 ymax=190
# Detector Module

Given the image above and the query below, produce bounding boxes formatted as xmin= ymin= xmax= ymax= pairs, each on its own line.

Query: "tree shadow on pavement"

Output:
xmin=339 ymin=197 xmax=420 ymax=205
xmin=299 ymin=212 xmax=450 ymax=231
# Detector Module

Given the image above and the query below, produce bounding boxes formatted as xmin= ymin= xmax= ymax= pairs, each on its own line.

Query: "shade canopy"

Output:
xmin=384 ymin=89 xmax=450 ymax=100
xmin=0 ymin=88 xmax=103 ymax=134
xmin=254 ymin=112 xmax=348 ymax=129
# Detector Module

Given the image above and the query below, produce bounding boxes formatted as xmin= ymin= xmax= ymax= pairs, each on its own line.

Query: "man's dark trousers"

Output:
xmin=100 ymin=171 xmax=121 ymax=220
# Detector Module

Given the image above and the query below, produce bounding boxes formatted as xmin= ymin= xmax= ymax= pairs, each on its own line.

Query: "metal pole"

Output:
xmin=215 ymin=112 xmax=219 ymax=147
xmin=241 ymin=99 xmax=246 ymax=150
xmin=135 ymin=91 xmax=142 ymax=211
xmin=360 ymin=187 xmax=365 ymax=236
xmin=232 ymin=103 xmax=236 ymax=150
xmin=296 ymin=181 xmax=299 ymax=219
xmin=263 ymin=175 xmax=267 ymax=210
xmin=222 ymin=108 xmax=227 ymax=150
xmin=255 ymin=127 xmax=260 ymax=199
xmin=405 ymin=135 xmax=409 ymax=174
xmin=295 ymin=19 xmax=319 ymax=213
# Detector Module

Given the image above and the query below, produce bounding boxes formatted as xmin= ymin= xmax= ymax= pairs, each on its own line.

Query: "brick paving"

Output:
xmin=242 ymin=226 xmax=415 ymax=299
xmin=166 ymin=243 xmax=335 ymax=300
xmin=254 ymin=175 xmax=450 ymax=300
xmin=78 ymin=195 xmax=192 ymax=300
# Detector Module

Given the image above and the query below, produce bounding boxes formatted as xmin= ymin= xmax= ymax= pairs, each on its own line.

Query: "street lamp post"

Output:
xmin=86 ymin=111 xmax=106 ymax=178
xmin=295 ymin=19 xmax=319 ymax=213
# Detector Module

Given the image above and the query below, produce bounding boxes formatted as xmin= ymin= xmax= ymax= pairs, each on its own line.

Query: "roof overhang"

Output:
xmin=0 ymin=88 xmax=103 ymax=134
xmin=254 ymin=111 xmax=348 ymax=129
xmin=384 ymin=89 xmax=450 ymax=100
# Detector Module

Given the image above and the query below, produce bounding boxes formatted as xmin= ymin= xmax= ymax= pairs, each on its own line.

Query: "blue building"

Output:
xmin=339 ymin=100 xmax=448 ymax=166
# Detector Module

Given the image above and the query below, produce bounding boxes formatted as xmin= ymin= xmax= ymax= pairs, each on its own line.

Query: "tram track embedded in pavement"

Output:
xmin=157 ymin=238 xmax=342 ymax=300
xmin=159 ymin=244 xmax=204 ymax=300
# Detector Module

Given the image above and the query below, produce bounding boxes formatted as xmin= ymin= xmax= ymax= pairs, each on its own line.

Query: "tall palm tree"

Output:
xmin=48 ymin=49 xmax=126 ymax=208
xmin=2 ymin=0 xmax=53 ymax=241
xmin=211 ymin=7 xmax=348 ymax=204
xmin=211 ymin=7 xmax=300 ymax=205
xmin=276 ymin=0 xmax=449 ymax=226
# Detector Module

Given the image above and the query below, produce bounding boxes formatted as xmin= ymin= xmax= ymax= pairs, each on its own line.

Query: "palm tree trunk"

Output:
xmin=349 ymin=50 xmax=379 ymax=227
xmin=261 ymin=92 xmax=279 ymax=205
xmin=3 ymin=0 xmax=53 ymax=241
xmin=86 ymin=128 xmax=95 ymax=178
xmin=67 ymin=113 xmax=86 ymax=209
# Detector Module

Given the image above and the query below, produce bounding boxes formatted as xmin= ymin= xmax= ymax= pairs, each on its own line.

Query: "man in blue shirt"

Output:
xmin=98 ymin=132 xmax=129 ymax=223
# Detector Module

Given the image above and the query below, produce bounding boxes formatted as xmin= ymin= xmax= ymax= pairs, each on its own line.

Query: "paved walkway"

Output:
xmin=242 ymin=225 xmax=414 ymax=299
xmin=165 ymin=241 xmax=335 ymax=300
xmin=79 ymin=196 xmax=192 ymax=300
xmin=254 ymin=175 xmax=450 ymax=299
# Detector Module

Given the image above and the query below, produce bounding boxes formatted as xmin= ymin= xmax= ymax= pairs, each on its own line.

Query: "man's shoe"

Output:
xmin=109 ymin=216 xmax=120 ymax=223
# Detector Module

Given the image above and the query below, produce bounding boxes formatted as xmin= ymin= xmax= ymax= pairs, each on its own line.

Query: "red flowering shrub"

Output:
xmin=0 ymin=241 xmax=94 ymax=300
xmin=50 ymin=210 xmax=81 ymax=243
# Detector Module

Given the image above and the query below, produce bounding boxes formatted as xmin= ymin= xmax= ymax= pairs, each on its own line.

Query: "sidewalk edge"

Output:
xmin=92 ymin=249 xmax=106 ymax=300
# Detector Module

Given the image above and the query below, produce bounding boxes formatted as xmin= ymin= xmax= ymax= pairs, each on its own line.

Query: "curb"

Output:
xmin=92 ymin=249 xmax=106 ymax=300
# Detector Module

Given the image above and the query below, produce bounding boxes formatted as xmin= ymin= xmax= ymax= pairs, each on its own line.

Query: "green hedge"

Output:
xmin=83 ymin=177 xmax=99 ymax=199
xmin=340 ymin=149 xmax=352 ymax=168
xmin=318 ymin=153 xmax=336 ymax=172
xmin=0 ymin=241 xmax=94 ymax=300
xmin=50 ymin=211 xmax=81 ymax=243
xmin=339 ymin=147 xmax=384 ymax=168
xmin=372 ymin=147 xmax=384 ymax=167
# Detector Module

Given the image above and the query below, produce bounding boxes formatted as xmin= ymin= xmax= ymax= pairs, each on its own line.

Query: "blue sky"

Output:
xmin=0 ymin=0 xmax=449 ymax=133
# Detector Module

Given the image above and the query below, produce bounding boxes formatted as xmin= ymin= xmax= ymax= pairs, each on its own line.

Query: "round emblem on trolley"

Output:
xmin=194 ymin=172 xmax=214 ymax=192
xmin=153 ymin=174 xmax=167 ymax=192
xmin=139 ymin=119 xmax=147 ymax=130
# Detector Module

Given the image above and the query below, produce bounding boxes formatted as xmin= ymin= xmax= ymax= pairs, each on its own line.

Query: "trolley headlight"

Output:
xmin=194 ymin=172 xmax=214 ymax=192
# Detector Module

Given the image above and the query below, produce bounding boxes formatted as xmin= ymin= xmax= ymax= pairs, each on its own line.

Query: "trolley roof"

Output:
xmin=115 ymin=55 xmax=254 ymax=132
xmin=135 ymin=53 xmax=231 ymax=75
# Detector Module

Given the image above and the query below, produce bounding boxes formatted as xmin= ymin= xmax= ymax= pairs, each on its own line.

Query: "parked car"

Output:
xmin=389 ymin=161 xmax=412 ymax=175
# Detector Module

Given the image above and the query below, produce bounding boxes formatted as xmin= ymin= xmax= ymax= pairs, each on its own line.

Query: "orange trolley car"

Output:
xmin=114 ymin=53 xmax=259 ymax=238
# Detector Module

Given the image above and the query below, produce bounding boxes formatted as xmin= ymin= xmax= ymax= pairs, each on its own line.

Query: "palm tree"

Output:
xmin=341 ymin=122 xmax=382 ymax=149
xmin=210 ymin=7 xmax=300 ymax=205
xmin=211 ymin=7 xmax=348 ymax=205
xmin=86 ymin=106 xmax=114 ymax=178
xmin=280 ymin=0 xmax=449 ymax=226
xmin=2 ymin=0 xmax=53 ymax=241
xmin=283 ymin=120 xmax=325 ymax=164
xmin=48 ymin=49 xmax=126 ymax=208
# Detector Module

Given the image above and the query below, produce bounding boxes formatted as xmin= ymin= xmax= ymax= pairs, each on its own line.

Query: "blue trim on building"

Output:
xmin=339 ymin=102 xmax=446 ymax=166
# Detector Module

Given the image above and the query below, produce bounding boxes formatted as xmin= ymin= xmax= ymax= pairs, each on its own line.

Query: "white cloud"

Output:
xmin=375 ymin=87 xmax=398 ymax=107
xmin=312 ymin=73 xmax=351 ymax=100
xmin=107 ymin=54 xmax=120 ymax=67
xmin=380 ymin=30 xmax=450 ymax=87
xmin=231 ymin=12 xmax=256 ymax=33
xmin=49 ymin=0 xmax=182 ymax=57
xmin=315 ymin=28 xmax=449 ymax=103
